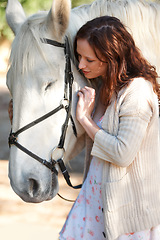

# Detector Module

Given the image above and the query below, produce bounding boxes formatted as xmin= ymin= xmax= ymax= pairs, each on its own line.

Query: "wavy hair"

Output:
xmin=74 ymin=16 xmax=159 ymax=107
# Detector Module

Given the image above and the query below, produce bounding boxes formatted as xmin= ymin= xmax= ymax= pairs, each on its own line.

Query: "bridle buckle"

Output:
xmin=60 ymin=99 xmax=69 ymax=109
xmin=8 ymin=131 xmax=17 ymax=148
xmin=51 ymin=146 xmax=65 ymax=163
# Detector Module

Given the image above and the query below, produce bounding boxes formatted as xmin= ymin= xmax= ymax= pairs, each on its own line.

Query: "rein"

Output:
xmin=8 ymin=36 xmax=82 ymax=201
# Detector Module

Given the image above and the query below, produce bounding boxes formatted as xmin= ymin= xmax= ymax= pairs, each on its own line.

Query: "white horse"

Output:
xmin=6 ymin=0 xmax=160 ymax=203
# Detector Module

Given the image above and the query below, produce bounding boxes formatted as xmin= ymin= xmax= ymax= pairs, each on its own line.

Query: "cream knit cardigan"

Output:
xmin=84 ymin=77 xmax=160 ymax=240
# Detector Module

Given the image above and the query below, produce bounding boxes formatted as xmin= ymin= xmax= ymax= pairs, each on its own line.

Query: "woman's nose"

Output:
xmin=78 ymin=58 xmax=86 ymax=69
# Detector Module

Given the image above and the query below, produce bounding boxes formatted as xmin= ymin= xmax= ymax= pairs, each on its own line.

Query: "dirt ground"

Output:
xmin=0 ymin=40 xmax=84 ymax=240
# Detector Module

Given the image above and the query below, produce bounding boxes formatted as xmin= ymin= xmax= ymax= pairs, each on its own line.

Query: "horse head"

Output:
xmin=6 ymin=0 xmax=87 ymax=203
xmin=6 ymin=0 xmax=160 ymax=203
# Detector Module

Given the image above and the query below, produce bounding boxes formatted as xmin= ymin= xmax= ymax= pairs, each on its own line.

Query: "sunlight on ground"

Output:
xmin=0 ymin=161 xmax=82 ymax=240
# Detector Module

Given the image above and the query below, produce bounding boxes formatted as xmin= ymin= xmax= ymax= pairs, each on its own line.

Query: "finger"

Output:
xmin=84 ymin=86 xmax=93 ymax=90
xmin=77 ymin=92 xmax=85 ymax=106
xmin=8 ymin=99 xmax=13 ymax=124
xmin=79 ymin=88 xmax=93 ymax=96
xmin=9 ymin=99 xmax=13 ymax=105
xmin=9 ymin=112 xmax=13 ymax=119
xmin=9 ymin=112 xmax=13 ymax=124
xmin=79 ymin=87 xmax=87 ymax=94
xmin=8 ymin=99 xmax=13 ymax=110
xmin=77 ymin=91 xmax=83 ymax=98
xmin=84 ymin=86 xmax=95 ymax=92
xmin=84 ymin=86 xmax=95 ymax=97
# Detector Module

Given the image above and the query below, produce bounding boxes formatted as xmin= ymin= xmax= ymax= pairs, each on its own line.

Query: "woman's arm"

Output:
xmin=92 ymin=79 xmax=156 ymax=167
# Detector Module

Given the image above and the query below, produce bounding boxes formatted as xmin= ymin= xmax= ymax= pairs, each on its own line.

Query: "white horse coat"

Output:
xmin=6 ymin=0 xmax=160 ymax=203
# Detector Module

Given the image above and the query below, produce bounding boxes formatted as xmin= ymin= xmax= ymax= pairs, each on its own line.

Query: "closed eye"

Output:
xmin=87 ymin=59 xmax=94 ymax=63
xmin=78 ymin=54 xmax=94 ymax=63
xmin=45 ymin=80 xmax=57 ymax=91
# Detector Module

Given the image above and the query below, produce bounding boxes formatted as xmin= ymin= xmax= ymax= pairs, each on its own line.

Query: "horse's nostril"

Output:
xmin=28 ymin=178 xmax=39 ymax=198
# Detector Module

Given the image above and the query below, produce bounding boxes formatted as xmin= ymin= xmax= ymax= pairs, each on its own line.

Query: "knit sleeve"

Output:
xmin=91 ymin=78 xmax=155 ymax=167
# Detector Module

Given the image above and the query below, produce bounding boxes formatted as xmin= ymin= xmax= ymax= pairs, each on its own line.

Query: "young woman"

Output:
xmin=59 ymin=16 xmax=160 ymax=240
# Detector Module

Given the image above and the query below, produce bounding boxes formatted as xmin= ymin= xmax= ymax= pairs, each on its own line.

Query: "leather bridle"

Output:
xmin=8 ymin=37 xmax=82 ymax=196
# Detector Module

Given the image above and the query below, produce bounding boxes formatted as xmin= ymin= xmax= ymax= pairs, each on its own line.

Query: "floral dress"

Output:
xmin=59 ymin=117 xmax=160 ymax=240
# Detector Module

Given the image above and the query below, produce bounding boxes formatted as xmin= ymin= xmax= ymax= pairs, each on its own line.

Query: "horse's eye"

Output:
xmin=45 ymin=80 xmax=57 ymax=91
xmin=45 ymin=82 xmax=52 ymax=91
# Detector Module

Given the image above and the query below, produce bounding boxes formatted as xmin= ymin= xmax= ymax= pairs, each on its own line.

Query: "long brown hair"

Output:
xmin=74 ymin=16 xmax=159 ymax=107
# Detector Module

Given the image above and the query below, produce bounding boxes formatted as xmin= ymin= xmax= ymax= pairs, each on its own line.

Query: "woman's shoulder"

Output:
xmin=129 ymin=77 xmax=152 ymax=89
xmin=116 ymin=77 xmax=157 ymax=117
xmin=119 ymin=77 xmax=154 ymax=100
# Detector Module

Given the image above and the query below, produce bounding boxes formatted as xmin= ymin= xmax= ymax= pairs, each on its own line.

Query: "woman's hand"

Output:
xmin=8 ymin=99 xmax=13 ymax=124
xmin=76 ymin=86 xmax=96 ymax=123
xmin=76 ymin=86 xmax=100 ymax=141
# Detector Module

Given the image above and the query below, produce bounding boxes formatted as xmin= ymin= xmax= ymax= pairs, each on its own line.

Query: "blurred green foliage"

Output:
xmin=0 ymin=0 xmax=94 ymax=40
xmin=72 ymin=0 xmax=93 ymax=8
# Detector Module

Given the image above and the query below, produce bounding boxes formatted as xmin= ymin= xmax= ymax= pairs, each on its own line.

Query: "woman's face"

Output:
xmin=76 ymin=39 xmax=107 ymax=79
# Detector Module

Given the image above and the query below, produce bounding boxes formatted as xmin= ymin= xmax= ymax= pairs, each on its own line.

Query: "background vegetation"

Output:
xmin=0 ymin=0 xmax=94 ymax=41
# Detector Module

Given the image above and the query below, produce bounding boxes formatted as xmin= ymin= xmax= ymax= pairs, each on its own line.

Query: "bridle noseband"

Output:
xmin=8 ymin=36 xmax=82 ymax=195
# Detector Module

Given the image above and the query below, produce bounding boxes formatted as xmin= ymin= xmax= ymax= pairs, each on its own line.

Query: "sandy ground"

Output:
xmin=0 ymin=39 xmax=84 ymax=240
xmin=0 ymin=160 xmax=82 ymax=240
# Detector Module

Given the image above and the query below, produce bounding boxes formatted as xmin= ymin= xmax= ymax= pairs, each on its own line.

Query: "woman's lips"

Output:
xmin=82 ymin=70 xmax=90 ymax=75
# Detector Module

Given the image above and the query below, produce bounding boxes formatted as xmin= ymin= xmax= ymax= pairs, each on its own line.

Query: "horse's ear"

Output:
xmin=46 ymin=0 xmax=71 ymax=40
xmin=6 ymin=0 xmax=26 ymax=35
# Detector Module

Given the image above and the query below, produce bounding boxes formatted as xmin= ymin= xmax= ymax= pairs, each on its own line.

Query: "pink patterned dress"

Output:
xmin=59 ymin=117 xmax=160 ymax=240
